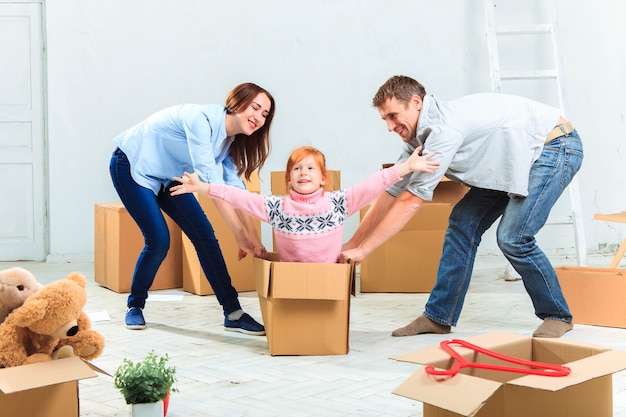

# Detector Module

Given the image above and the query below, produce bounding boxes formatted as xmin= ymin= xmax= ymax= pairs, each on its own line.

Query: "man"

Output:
xmin=341 ymin=75 xmax=583 ymax=338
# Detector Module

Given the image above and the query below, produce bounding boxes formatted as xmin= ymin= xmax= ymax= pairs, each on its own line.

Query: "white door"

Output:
xmin=0 ymin=2 xmax=46 ymax=260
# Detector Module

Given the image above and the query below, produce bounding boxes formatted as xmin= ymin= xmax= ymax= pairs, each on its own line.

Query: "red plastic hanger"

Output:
xmin=424 ymin=339 xmax=571 ymax=379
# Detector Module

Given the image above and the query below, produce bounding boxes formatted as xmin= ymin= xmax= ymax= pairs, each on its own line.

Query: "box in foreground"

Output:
xmin=391 ymin=332 xmax=626 ymax=417
xmin=0 ymin=357 xmax=104 ymax=417
xmin=556 ymin=266 xmax=626 ymax=328
xmin=253 ymin=254 xmax=355 ymax=356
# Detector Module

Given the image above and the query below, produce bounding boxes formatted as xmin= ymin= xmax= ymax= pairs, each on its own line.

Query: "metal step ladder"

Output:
xmin=484 ymin=0 xmax=587 ymax=280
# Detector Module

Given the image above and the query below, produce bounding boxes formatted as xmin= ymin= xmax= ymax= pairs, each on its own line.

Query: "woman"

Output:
xmin=109 ymin=82 xmax=274 ymax=335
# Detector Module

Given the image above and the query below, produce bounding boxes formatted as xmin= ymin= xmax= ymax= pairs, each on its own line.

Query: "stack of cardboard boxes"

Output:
xmin=94 ymin=172 xmax=261 ymax=296
xmin=94 ymin=202 xmax=182 ymax=292
xmin=359 ymin=176 xmax=468 ymax=293
xmin=181 ymin=171 xmax=261 ymax=295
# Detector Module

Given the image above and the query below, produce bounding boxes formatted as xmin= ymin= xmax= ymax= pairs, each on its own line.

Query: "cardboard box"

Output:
xmin=182 ymin=195 xmax=262 ymax=295
xmin=244 ymin=170 xmax=261 ymax=193
xmin=182 ymin=172 xmax=261 ymax=295
xmin=270 ymin=170 xmax=341 ymax=195
xmin=431 ymin=176 xmax=469 ymax=204
xmin=94 ymin=202 xmax=182 ymax=293
xmin=358 ymin=176 xmax=467 ymax=293
xmin=0 ymin=357 xmax=104 ymax=417
xmin=556 ymin=266 xmax=626 ymax=328
xmin=359 ymin=203 xmax=453 ymax=293
xmin=253 ymin=253 xmax=355 ymax=356
xmin=391 ymin=332 xmax=626 ymax=417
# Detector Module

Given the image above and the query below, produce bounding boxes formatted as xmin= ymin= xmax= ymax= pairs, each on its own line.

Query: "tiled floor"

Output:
xmin=1 ymin=254 xmax=624 ymax=417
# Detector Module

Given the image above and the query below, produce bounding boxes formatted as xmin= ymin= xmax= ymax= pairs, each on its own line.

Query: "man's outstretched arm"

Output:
xmin=341 ymin=190 xmax=423 ymax=263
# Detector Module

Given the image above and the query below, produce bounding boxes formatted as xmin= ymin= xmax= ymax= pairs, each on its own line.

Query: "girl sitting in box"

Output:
xmin=170 ymin=145 xmax=438 ymax=263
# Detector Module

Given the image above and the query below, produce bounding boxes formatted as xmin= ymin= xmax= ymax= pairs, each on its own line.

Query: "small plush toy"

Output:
xmin=0 ymin=271 xmax=105 ymax=368
xmin=0 ymin=267 xmax=43 ymax=323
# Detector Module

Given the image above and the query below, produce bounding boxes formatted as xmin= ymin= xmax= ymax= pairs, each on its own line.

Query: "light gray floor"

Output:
xmin=1 ymin=254 xmax=624 ymax=417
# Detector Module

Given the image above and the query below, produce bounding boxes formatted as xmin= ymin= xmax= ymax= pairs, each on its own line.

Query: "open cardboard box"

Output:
xmin=391 ymin=332 xmax=626 ymax=417
xmin=358 ymin=176 xmax=468 ymax=293
xmin=253 ymin=253 xmax=355 ymax=356
xmin=0 ymin=357 xmax=107 ymax=417
xmin=556 ymin=266 xmax=626 ymax=328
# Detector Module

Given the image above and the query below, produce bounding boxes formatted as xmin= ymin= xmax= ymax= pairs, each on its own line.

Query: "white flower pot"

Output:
xmin=129 ymin=400 xmax=164 ymax=417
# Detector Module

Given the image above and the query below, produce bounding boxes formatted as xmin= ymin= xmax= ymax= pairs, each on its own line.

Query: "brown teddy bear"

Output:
xmin=0 ymin=267 xmax=43 ymax=323
xmin=0 ymin=271 xmax=105 ymax=368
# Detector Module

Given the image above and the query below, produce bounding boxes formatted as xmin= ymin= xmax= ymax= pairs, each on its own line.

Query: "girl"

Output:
xmin=170 ymin=145 xmax=439 ymax=263
xmin=110 ymin=82 xmax=273 ymax=335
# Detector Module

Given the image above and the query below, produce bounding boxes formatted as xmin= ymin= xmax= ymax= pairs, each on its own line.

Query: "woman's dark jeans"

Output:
xmin=109 ymin=148 xmax=241 ymax=315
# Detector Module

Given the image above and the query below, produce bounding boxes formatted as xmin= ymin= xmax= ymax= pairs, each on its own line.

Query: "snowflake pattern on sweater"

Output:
xmin=207 ymin=165 xmax=402 ymax=263
xmin=266 ymin=191 xmax=347 ymax=235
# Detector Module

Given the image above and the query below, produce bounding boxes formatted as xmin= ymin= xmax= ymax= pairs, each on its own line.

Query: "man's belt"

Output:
xmin=545 ymin=121 xmax=575 ymax=143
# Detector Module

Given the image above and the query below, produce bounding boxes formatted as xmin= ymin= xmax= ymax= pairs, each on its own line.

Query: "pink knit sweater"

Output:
xmin=208 ymin=165 xmax=402 ymax=263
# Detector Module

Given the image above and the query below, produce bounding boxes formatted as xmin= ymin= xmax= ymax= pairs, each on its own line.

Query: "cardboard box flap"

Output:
xmin=509 ymin=349 xmax=626 ymax=391
xmin=393 ymin=366 xmax=502 ymax=416
xmin=253 ymin=255 xmax=355 ymax=300
xmin=253 ymin=256 xmax=273 ymax=298
xmin=390 ymin=332 xmax=529 ymax=364
xmin=270 ymin=261 xmax=352 ymax=300
xmin=349 ymin=262 xmax=356 ymax=296
xmin=0 ymin=357 xmax=98 ymax=394
xmin=531 ymin=336 xmax=609 ymax=364
xmin=82 ymin=359 xmax=112 ymax=377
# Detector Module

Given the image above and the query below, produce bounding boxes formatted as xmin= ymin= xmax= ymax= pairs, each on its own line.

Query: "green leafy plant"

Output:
xmin=113 ymin=350 xmax=178 ymax=404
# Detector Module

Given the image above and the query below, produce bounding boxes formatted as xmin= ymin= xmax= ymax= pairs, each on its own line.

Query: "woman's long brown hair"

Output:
xmin=225 ymin=83 xmax=275 ymax=181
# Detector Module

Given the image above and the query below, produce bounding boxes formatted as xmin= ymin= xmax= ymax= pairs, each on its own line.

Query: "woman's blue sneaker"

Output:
xmin=224 ymin=313 xmax=265 ymax=336
xmin=125 ymin=307 xmax=146 ymax=330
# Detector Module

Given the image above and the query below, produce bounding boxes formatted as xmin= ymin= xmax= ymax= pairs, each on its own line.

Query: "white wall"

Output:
xmin=44 ymin=0 xmax=626 ymax=261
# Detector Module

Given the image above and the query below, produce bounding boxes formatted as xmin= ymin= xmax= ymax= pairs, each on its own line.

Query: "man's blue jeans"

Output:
xmin=424 ymin=131 xmax=584 ymax=327
xmin=109 ymin=148 xmax=241 ymax=315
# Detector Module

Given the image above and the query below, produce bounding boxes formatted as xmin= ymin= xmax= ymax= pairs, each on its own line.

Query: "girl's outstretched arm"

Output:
xmin=396 ymin=146 xmax=440 ymax=177
xmin=170 ymin=172 xmax=268 ymax=258
xmin=170 ymin=172 xmax=211 ymax=196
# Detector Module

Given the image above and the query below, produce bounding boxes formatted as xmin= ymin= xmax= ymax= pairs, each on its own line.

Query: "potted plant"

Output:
xmin=114 ymin=350 xmax=178 ymax=417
